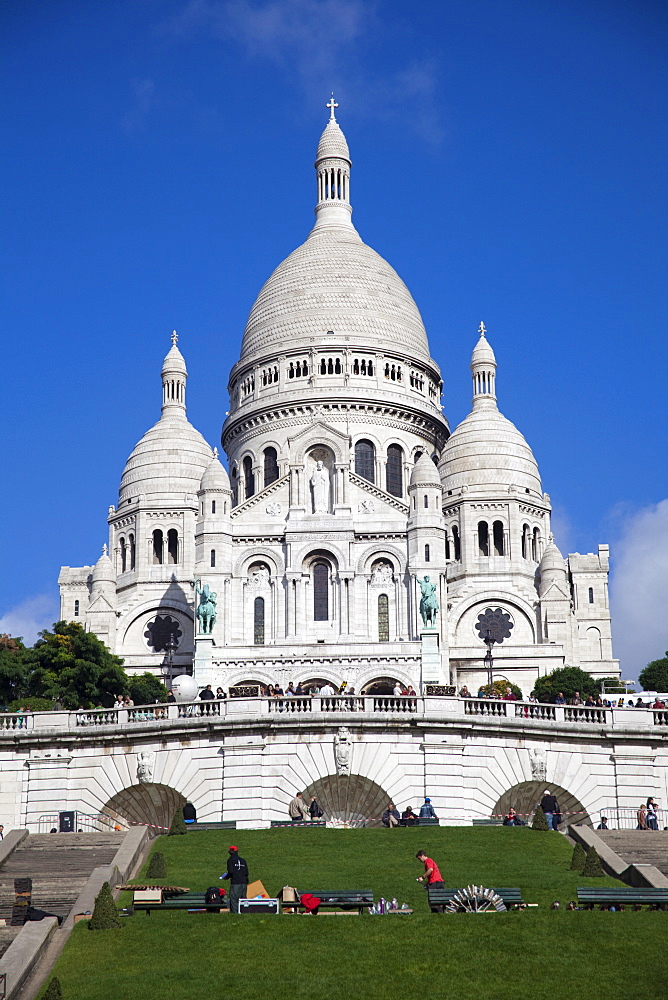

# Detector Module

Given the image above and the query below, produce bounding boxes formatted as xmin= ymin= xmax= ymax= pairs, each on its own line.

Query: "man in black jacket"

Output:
xmin=539 ymin=790 xmax=560 ymax=830
xmin=221 ymin=845 xmax=248 ymax=913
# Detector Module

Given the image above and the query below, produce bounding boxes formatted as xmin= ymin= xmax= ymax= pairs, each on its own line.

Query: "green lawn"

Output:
xmin=42 ymin=827 xmax=667 ymax=1000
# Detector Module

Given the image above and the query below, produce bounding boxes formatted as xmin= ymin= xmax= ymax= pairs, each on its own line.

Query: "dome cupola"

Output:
xmin=538 ymin=536 xmax=569 ymax=597
xmin=200 ymin=448 xmax=231 ymax=492
xmin=91 ymin=544 xmax=115 ymax=594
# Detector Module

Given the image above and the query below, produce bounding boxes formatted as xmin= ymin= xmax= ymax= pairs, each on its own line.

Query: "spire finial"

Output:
xmin=478 ymin=321 xmax=487 ymax=337
xmin=171 ymin=329 xmax=178 ymax=347
xmin=102 ymin=543 xmax=108 ymax=556
xmin=326 ymin=94 xmax=338 ymax=122
xmin=213 ymin=446 xmax=218 ymax=459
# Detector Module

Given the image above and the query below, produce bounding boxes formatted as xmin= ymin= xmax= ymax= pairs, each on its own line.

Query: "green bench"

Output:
xmin=577 ymin=887 xmax=668 ymax=910
xmin=134 ymin=892 xmax=228 ymax=915
xmin=290 ymin=890 xmax=374 ymax=914
xmin=186 ymin=821 xmax=236 ymax=831
xmin=417 ymin=818 xmax=440 ymax=826
xmin=472 ymin=819 xmax=503 ymax=826
xmin=270 ymin=820 xmax=326 ymax=827
xmin=427 ymin=886 xmax=524 ymax=912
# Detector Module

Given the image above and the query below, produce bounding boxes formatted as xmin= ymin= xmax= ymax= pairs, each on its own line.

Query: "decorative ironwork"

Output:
xmin=144 ymin=616 xmax=182 ymax=653
xmin=475 ymin=607 xmax=514 ymax=644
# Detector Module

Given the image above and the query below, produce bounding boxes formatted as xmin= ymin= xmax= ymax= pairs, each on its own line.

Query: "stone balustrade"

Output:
xmin=1 ymin=698 xmax=666 ymax=734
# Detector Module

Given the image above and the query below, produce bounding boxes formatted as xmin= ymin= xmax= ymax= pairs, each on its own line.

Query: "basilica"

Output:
xmin=59 ymin=106 xmax=618 ymax=698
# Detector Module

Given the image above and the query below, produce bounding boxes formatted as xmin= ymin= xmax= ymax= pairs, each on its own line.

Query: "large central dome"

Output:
xmin=239 ymin=110 xmax=432 ymax=365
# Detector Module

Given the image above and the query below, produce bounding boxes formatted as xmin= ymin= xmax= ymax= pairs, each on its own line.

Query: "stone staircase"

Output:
xmin=0 ymin=833 xmax=125 ymax=922
xmin=597 ymin=831 xmax=668 ymax=876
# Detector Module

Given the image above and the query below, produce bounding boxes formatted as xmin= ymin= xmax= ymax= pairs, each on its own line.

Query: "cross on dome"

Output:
xmin=478 ymin=321 xmax=487 ymax=336
xmin=102 ymin=543 xmax=108 ymax=556
xmin=171 ymin=330 xmax=178 ymax=346
xmin=327 ymin=95 xmax=338 ymax=121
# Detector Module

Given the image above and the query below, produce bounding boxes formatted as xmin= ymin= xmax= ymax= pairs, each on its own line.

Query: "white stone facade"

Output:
xmin=59 ymin=110 xmax=619 ymax=698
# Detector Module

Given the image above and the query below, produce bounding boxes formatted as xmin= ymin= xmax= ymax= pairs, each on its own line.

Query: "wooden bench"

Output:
xmin=427 ymin=886 xmax=524 ymax=912
xmin=270 ymin=820 xmax=326 ymax=828
xmin=287 ymin=890 xmax=374 ymax=914
xmin=577 ymin=887 xmax=668 ymax=910
xmin=134 ymin=892 xmax=228 ymax=915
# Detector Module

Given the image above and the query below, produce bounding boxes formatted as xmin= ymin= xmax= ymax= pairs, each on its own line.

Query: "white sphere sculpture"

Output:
xmin=171 ymin=673 xmax=198 ymax=702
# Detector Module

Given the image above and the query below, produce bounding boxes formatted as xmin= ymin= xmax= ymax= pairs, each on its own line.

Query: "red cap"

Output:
xmin=229 ymin=845 xmax=239 ymax=852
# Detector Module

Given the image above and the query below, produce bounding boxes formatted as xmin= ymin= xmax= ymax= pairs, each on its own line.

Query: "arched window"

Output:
xmin=478 ymin=521 xmax=489 ymax=557
xmin=521 ymin=523 xmax=530 ymax=559
xmin=231 ymin=466 xmax=238 ymax=506
xmin=386 ymin=444 xmax=403 ymax=496
xmin=210 ymin=549 xmax=216 ymax=568
xmin=425 ymin=544 xmax=430 ymax=562
xmin=254 ymin=596 xmax=265 ymax=645
xmin=243 ymin=456 xmax=254 ymax=499
xmin=532 ymin=527 xmax=540 ymax=561
xmin=313 ymin=562 xmax=329 ymax=621
xmin=74 ymin=599 xmax=79 ymax=617
xmin=493 ymin=521 xmax=505 ymax=556
xmin=588 ymin=587 xmax=594 ymax=604
xmin=264 ymin=447 xmax=279 ymax=487
xmin=152 ymin=529 xmax=164 ymax=565
xmin=453 ymin=525 xmax=461 ymax=561
xmin=335 ymin=358 xmax=342 ymax=373
xmin=378 ymin=594 xmax=389 ymax=642
xmin=119 ymin=537 xmax=127 ymax=573
xmin=445 ymin=531 xmax=451 ymax=560
xmin=327 ymin=358 xmax=334 ymax=374
xmin=128 ymin=533 xmax=135 ymax=570
xmin=211 ymin=500 xmax=216 ymax=514
xmin=167 ymin=528 xmax=179 ymax=564
xmin=355 ymin=439 xmax=375 ymax=484
xmin=424 ymin=494 xmax=429 ymax=509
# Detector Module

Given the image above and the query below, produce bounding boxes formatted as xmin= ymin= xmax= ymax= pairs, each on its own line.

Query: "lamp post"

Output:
xmin=484 ymin=630 xmax=495 ymax=690
xmin=162 ymin=634 xmax=178 ymax=690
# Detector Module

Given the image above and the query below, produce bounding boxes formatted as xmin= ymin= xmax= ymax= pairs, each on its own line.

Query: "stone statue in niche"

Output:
xmin=249 ymin=565 xmax=270 ymax=587
xmin=310 ymin=460 xmax=330 ymax=513
xmin=334 ymin=727 xmax=352 ymax=776
xmin=529 ymin=749 xmax=547 ymax=782
xmin=371 ymin=561 xmax=394 ymax=586
xmin=137 ymin=751 xmax=155 ymax=784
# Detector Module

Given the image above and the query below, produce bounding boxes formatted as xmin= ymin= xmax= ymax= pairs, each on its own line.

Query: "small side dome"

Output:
xmin=410 ymin=452 xmax=441 ymax=488
xmin=538 ymin=537 xmax=568 ymax=597
xmin=91 ymin=545 xmax=115 ymax=585
xmin=200 ymin=450 xmax=231 ymax=492
xmin=315 ymin=120 xmax=351 ymax=164
xmin=440 ymin=408 xmax=541 ymax=495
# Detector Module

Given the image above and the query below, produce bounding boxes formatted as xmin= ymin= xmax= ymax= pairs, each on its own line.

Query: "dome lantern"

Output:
xmin=162 ymin=330 xmax=187 ymax=414
xmin=313 ymin=96 xmax=353 ymax=231
xmin=471 ymin=322 xmax=497 ymax=410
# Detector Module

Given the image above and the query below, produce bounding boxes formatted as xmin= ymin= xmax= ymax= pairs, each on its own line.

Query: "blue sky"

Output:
xmin=1 ymin=0 xmax=667 ymax=680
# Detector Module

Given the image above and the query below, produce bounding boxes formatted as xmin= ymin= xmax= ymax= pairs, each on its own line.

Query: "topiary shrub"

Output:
xmin=146 ymin=851 xmax=167 ymax=879
xmin=43 ymin=978 xmax=63 ymax=1000
xmin=570 ymin=842 xmax=586 ymax=871
xmin=583 ymin=846 xmax=604 ymax=877
xmin=168 ymin=808 xmax=187 ymax=836
xmin=89 ymin=881 xmax=121 ymax=929
xmin=531 ymin=805 xmax=549 ymax=831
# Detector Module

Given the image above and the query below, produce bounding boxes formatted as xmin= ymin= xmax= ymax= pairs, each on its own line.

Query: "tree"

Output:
xmin=531 ymin=806 xmax=549 ymax=831
xmin=478 ymin=679 xmax=523 ymax=700
xmin=25 ymin=621 xmax=127 ymax=709
xmin=639 ymin=652 xmax=668 ymax=693
xmin=168 ymin=808 xmax=187 ymax=836
xmin=128 ymin=672 xmax=168 ymax=706
xmin=43 ymin=978 xmax=63 ymax=1000
xmin=89 ymin=881 xmax=122 ymax=929
xmin=146 ymin=851 xmax=167 ymax=879
xmin=570 ymin=842 xmax=586 ymax=872
xmin=0 ymin=634 xmax=29 ymax=707
xmin=582 ymin=846 xmax=604 ymax=877
xmin=532 ymin=666 xmax=600 ymax=704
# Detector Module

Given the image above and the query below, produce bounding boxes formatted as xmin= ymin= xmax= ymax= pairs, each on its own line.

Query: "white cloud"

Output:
xmin=548 ymin=504 xmax=575 ymax=556
xmin=0 ymin=594 xmax=59 ymax=647
xmin=609 ymin=499 xmax=668 ymax=684
xmin=162 ymin=0 xmax=443 ymax=143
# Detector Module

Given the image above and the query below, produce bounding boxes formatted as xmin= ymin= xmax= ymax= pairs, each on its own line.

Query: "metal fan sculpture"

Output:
xmin=474 ymin=608 xmax=514 ymax=644
xmin=445 ymin=885 xmax=507 ymax=913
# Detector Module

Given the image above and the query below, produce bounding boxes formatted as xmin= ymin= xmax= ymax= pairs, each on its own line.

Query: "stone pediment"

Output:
xmin=349 ymin=471 xmax=409 ymax=516
xmin=288 ymin=419 xmax=350 ymax=446
xmin=231 ymin=474 xmax=289 ymax=523
xmin=540 ymin=580 xmax=571 ymax=601
xmin=88 ymin=594 xmax=115 ymax=612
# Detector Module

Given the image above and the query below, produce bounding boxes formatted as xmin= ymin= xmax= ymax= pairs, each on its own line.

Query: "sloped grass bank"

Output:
xmin=41 ymin=827 xmax=667 ymax=1000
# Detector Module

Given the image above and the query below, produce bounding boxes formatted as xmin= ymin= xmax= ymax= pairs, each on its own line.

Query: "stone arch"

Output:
xmin=359 ymin=673 xmax=414 ymax=695
xmin=292 ymin=427 xmax=348 ymax=465
xmin=303 ymin=774 xmax=393 ymax=827
xmin=102 ymin=783 xmax=185 ymax=835
xmin=492 ymin=781 xmax=589 ymax=828
xmin=233 ymin=547 xmax=284 ymax=578
xmin=355 ymin=542 xmax=406 ymax=576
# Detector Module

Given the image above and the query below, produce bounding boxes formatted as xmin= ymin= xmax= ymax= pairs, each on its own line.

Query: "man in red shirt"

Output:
xmin=416 ymin=850 xmax=444 ymax=888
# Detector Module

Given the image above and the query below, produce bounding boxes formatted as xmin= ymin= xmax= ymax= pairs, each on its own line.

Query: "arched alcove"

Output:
xmin=102 ymin=783 xmax=186 ymax=836
xmin=492 ymin=782 xmax=589 ymax=828
xmin=303 ymin=774 xmax=393 ymax=827
xmin=361 ymin=676 xmax=403 ymax=695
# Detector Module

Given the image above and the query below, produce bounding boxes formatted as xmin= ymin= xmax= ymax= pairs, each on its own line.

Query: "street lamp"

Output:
xmin=161 ymin=634 xmax=178 ymax=689
xmin=484 ymin=631 xmax=495 ymax=689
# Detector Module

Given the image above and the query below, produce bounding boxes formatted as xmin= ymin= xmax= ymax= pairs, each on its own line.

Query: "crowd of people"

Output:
xmin=458 ymin=685 xmax=666 ymax=709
